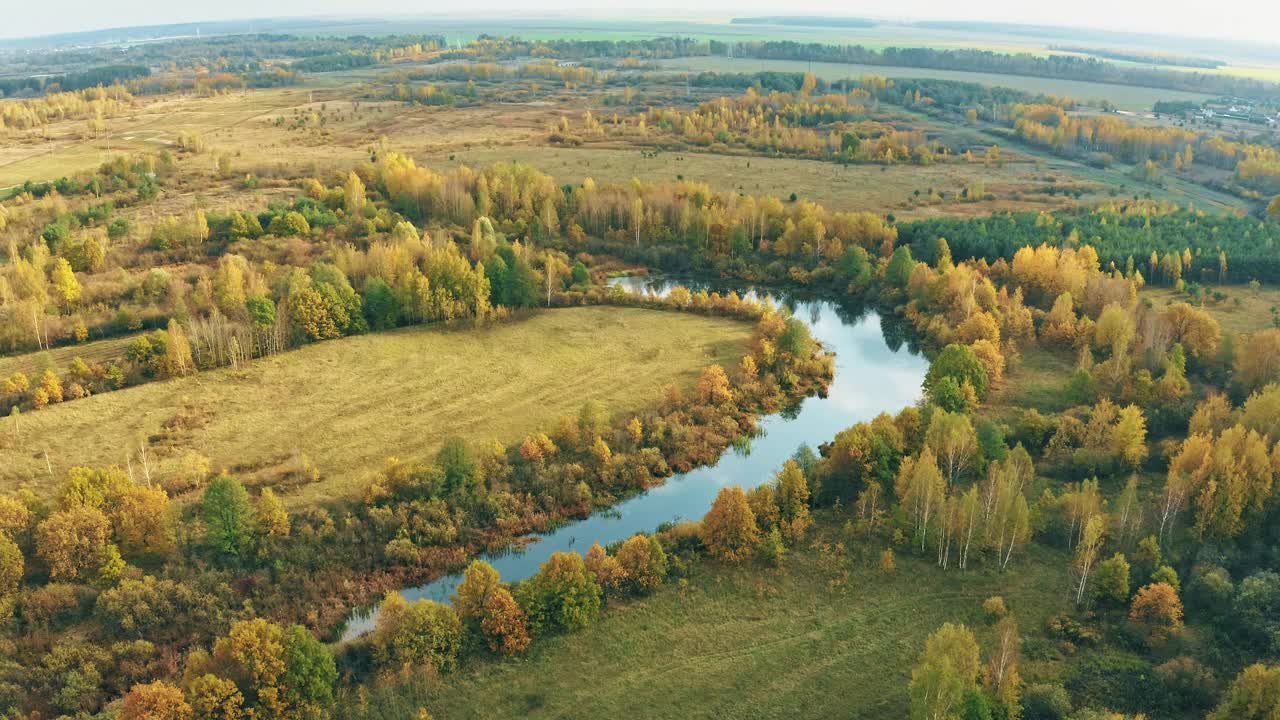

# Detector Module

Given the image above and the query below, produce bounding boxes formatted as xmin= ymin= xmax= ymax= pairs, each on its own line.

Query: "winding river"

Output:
xmin=340 ymin=277 xmax=928 ymax=640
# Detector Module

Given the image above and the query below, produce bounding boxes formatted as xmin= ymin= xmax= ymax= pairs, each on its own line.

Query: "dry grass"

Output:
xmin=659 ymin=57 xmax=1214 ymax=111
xmin=0 ymin=307 xmax=751 ymax=505
xmin=0 ymin=333 xmax=140 ymax=381
xmin=422 ymin=144 xmax=1104 ymax=220
xmin=1142 ymin=285 xmax=1280 ymax=336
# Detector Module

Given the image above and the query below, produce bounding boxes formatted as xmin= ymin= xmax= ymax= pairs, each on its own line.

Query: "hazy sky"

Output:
xmin=5 ymin=0 xmax=1278 ymax=46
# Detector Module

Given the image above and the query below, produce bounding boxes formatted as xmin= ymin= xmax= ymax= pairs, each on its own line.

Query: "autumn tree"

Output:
xmin=0 ymin=532 xmax=22 ymax=599
xmin=584 ymin=542 xmax=626 ymax=593
xmin=926 ymin=410 xmax=979 ymax=485
xmin=615 ymin=533 xmax=667 ymax=592
xmin=985 ymin=615 xmax=1022 ymax=717
xmin=114 ymin=484 xmax=172 ymax=556
xmin=344 ymin=171 xmax=366 ymax=217
xmin=1209 ymin=664 xmax=1280 ymax=720
xmin=50 ymin=257 xmax=82 ymax=309
xmin=120 ymin=681 xmax=192 ymax=720
xmin=700 ymin=486 xmax=761 ymax=562
xmin=896 ymin=448 xmax=947 ymax=552
xmin=1236 ymin=329 xmax=1280 ymax=392
xmin=910 ymin=623 xmax=980 ymax=720
xmin=515 ymin=551 xmax=601 ymax=634
xmin=1129 ymin=582 xmax=1184 ymax=645
xmin=454 ymin=559 xmax=502 ymax=621
xmin=36 ymin=505 xmax=114 ymax=581
xmin=1075 ymin=515 xmax=1106 ymax=605
xmin=479 ymin=586 xmax=530 ymax=656
xmin=774 ymin=460 xmax=812 ymax=541
xmin=372 ymin=592 xmax=462 ymax=670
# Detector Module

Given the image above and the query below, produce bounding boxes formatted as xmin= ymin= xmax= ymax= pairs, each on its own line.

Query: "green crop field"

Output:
xmin=0 ymin=307 xmax=752 ymax=504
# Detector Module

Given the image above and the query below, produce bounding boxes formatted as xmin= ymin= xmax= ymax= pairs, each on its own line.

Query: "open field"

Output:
xmin=1142 ymin=285 xmax=1280 ymax=335
xmin=416 ymin=515 xmax=1072 ymax=720
xmin=0 ymin=333 xmax=139 ymax=379
xmin=660 ymin=57 xmax=1216 ymax=111
xmin=0 ymin=307 xmax=752 ymax=504
xmin=425 ymin=144 xmax=1112 ymax=220
xmin=0 ymin=86 xmax=560 ymax=187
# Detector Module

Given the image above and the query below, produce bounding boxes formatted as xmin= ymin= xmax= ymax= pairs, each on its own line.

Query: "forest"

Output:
xmin=1 ymin=16 xmax=1280 ymax=720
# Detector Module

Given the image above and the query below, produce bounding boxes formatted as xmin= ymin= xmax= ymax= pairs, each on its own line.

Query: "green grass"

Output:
xmin=984 ymin=345 xmax=1078 ymax=422
xmin=0 ymin=307 xmax=751 ymax=504
xmin=660 ymin=57 xmax=1214 ymax=112
xmin=418 ymin=515 xmax=1071 ymax=720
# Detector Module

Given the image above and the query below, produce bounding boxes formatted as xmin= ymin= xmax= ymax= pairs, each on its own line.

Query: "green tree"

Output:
xmin=924 ymin=345 xmax=988 ymax=408
xmin=202 ymin=476 xmax=254 ymax=559
xmin=280 ymin=624 xmax=337 ymax=714
xmin=1093 ymin=553 xmax=1131 ymax=606
xmin=886 ymin=246 xmax=915 ymax=289
xmin=361 ymin=278 xmax=400 ymax=330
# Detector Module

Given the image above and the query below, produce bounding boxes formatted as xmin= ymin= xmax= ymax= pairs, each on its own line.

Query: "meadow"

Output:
xmin=659 ymin=57 xmax=1216 ymax=111
xmin=0 ymin=307 xmax=752 ymax=504
xmin=409 ymin=515 xmax=1072 ymax=720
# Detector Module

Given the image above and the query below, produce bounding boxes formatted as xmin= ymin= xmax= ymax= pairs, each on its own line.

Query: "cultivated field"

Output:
xmin=414 ymin=515 xmax=1072 ymax=720
xmin=0 ymin=307 xmax=752 ymax=504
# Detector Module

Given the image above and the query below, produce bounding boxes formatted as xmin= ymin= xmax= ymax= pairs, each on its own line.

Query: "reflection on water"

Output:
xmin=340 ymin=277 xmax=928 ymax=640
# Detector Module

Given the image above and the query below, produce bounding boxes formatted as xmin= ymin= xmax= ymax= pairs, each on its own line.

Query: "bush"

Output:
xmin=1022 ymin=683 xmax=1071 ymax=720
xmin=983 ymin=596 xmax=1008 ymax=619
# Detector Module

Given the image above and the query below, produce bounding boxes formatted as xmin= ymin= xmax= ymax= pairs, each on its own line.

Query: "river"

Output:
xmin=340 ymin=277 xmax=928 ymax=640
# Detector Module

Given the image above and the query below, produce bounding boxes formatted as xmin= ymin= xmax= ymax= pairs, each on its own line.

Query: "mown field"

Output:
xmin=660 ymin=57 xmax=1215 ymax=111
xmin=412 ymin=515 xmax=1071 ymax=720
xmin=0 ymin=333 xmax=139 ymax=380
xmin=0 ymin=307 xmax=752 ymax=504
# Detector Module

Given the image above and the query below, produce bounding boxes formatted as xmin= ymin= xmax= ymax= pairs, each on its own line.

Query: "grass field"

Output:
xmin=0 ymin=333 xmax=139 ymax=380
xmin=424 ymin=144 xmax=1108 ymax=220
xmin=1142 ymin=284 xmax=1280 ymax=335
xmin=0 ymin=307 xmax=752 ymax=504
xmin=414 ymin=515 xmax=1071 ymax=720
xmin=660 ymin=57 xmax=1215 ymax=112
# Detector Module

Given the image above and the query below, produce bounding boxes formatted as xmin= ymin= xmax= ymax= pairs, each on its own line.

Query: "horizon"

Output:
xmin=2 ymin=5 xmax=1278 ymax=48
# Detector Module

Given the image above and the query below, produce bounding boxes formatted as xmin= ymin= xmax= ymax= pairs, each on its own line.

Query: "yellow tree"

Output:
xmin=344 ymin=171 xmax=366 ymax=217
xmin=49 ymin=257 xmax=81 ymax=309
xmin=896 ymin=447 xmax=946 ymax=552
xmin=774 ymin=460 xmax=812 ymax=541
xmin=1074 ymin=514 xmax=1107 ymax=605
xmin=700 ymin=486 xmax=760 ymax=562
xmin=910 ymin=623 xmax=980 ymax=720
xmin=120 ymin=681 xmax=192 ymax=720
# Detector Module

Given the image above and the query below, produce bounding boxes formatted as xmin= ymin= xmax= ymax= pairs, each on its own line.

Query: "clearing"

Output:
xmin=0 ymin=307 xmax=752 ymax=504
